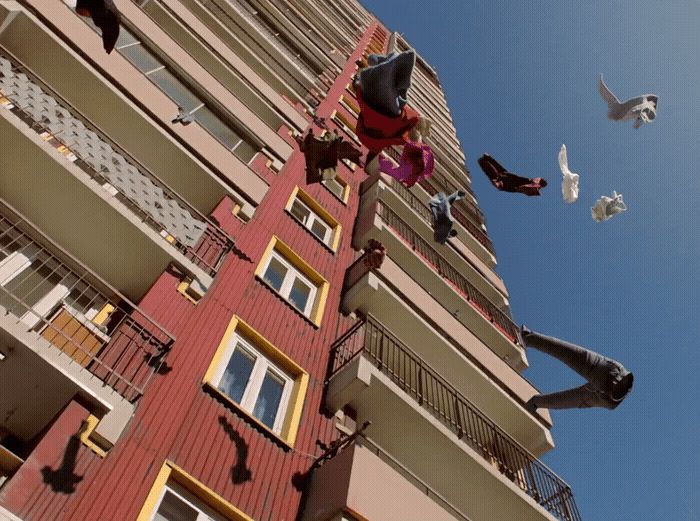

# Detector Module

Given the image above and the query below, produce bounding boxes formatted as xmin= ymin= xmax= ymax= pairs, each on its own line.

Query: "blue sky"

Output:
xmin=362 ymin=1 xmax=700 ymax=519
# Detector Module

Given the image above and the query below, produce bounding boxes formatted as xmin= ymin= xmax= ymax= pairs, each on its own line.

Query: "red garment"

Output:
xmin=355 ymin=85 xmax=421 ymax=153
xmin=478 ymin=154 xmax=547 ymax=197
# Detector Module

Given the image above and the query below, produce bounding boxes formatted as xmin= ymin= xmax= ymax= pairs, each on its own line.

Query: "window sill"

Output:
xmin=203 ymin=382 xmax=294 ymax=450
xmin=255 ymin=274 xmax=321 ymax=329
xmin=322 ymin=183 xmax=349 ymax=206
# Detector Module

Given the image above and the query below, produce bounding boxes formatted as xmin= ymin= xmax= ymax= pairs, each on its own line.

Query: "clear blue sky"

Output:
xmin=361 ymin=1 xmax=700 ymax=519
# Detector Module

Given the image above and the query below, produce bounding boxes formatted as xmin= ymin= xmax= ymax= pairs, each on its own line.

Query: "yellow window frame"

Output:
xmin=137 ymin=460 xmax=254 ymax=521
xmin=255 ymin=236 xmax=330 ymax=327
xmin=285 ymin=186 xmax=342 ymax=252
xmin=202 ymin=315 xmax=309 ymax=447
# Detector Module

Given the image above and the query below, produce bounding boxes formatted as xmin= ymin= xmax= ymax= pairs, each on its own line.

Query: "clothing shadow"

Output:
xmin=40 ymin=421 xmax=87 ymax=494
xmin=218 ymin=416 xmax=252 ymax=484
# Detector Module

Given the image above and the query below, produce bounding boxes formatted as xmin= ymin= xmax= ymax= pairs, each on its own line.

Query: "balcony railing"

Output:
xmin=328 ymin=316 xmax=582 ymax=521
xmin=0 ymin=198 xmax=175 ymax=402
xmin=376 ymin=203 xmax=520 ymax=345
xmin=387 ymin=177 xmax=497 ymax=261
xmin=0 ymin=51 xmax=234 ymax=277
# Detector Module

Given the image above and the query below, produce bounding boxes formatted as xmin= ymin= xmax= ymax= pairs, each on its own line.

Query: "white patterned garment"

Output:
xmin=558 ymin=144 xmax=579 ymax=203
xmin=591 ymin=191 xmax=627 ymax=222
xmin=599 ymin=74 xmax=658 ymax=129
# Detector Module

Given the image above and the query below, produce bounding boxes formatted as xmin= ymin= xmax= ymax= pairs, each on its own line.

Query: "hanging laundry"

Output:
xmin=478 ymin=154 xmax=547 ymax=196
xmin=357 ymin=50 xmax=416 ymax=117
xmin=558 ymin=144 xmax=580 ymax=203
xmin=429 ymin=190 xmax=467 ymax=244
xmin=75 ymin=0 xmax=121 ymax=54
xmin=355 ymin=85 xmax=421 ymax=154
xmin=599 ymin=74 xmax=658 ymax=129
xmin=522 ymin=327 xmax=633 ymax=412
xmin=296 ymin=130 xmax=361 ymax=185
xmin=378 ymin=141 xmax=435 ymax=187
xmin=363 ymin=239 xmax=386 ymax=269
xmin=591 ymin=191 xmax=627 ymax=222
xmin=172 ymin=107 xmax=196 ymax=125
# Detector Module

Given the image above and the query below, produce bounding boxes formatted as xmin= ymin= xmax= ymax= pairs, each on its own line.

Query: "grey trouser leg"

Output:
xmin=530 ymin=384 xmax=606 ymax=410
xmin=523 ymin=330 xmax=607 ymax=386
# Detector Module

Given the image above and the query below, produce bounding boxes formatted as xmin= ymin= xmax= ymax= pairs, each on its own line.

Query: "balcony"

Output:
xmin=364 ymin=175 xmax=506 ymax=298
xmin=0 ymin=198 xmax=174 ymax=403
xmin=324 ymin=317 xmax=581 ymax=521
xmin=354 ymin=196 xmax=524 ymax=369
xmin=304 ymin=432 xmax=472 ymax=521
xmin=0 ymin=51 xmax=234 ymax=299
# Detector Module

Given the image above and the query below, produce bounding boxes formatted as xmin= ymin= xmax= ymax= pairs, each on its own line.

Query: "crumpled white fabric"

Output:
xmin=591 ymin=191 xmax=627 ymax=222
xmin=558 ymin=144 xmax=579 ymax=203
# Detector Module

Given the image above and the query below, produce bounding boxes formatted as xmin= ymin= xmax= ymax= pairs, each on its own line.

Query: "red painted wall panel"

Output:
xmin=1 ymin=20 xmax=383 ymax=521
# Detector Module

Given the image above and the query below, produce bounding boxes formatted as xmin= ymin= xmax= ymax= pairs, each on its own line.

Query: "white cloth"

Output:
xmin=558 ymin=144 xmax=579 ymax=203
xmin=599 ymin=74 xmax=658 ymax=129
xmin=591 ymin=191 xmax=627 ymax=222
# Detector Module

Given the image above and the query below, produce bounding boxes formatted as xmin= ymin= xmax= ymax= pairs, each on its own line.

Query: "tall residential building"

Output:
xmin=0 ymin=1 xmax=581 ymax=520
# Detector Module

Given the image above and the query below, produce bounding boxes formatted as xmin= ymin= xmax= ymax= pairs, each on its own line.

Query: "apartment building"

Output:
xmin=0 ymin=1 xmax=581 ymax=520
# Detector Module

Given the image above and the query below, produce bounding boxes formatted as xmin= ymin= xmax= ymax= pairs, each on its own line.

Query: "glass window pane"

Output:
xmin=148 ymin=68 xmax=201 ymax=112
xmin=153 ymin=490 xmax=199 ymax=521
xmin=119 ymin=43 xmax=162 ymax=75
xmin=193 ymin=107 xmax=242 ymax=150
xmin=114 ymin=28 xmax=139 ymax=49
xmin=252 ymin=370 xmax=285 ymax=429
xmin=263 ymin=256 xmax=287 ymax=292
xmin=288 ymin=277 xmax=311 ymax=313
xmin=323 ymin=179 xmax=344 ymax=199
xmin=218 ymin=344 xmax=255 ymax=403
xmin=310 ymin=219 xmax=329 ymax=242
xmin=290 ymin=200 xmax=311 ymax=224
xmin=234 ymin=139 xmax=259 ymax=164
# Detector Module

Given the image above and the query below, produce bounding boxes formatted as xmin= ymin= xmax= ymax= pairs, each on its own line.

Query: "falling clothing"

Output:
xmin=429 ymin=191 xmax=467 ymax=244
xmin=591 ymin=191 xmax=627 ymax=222
xmin=355 ymin=85 xmax=421 ymax=153
xmin=76 ymin=0 xmax=120 ymax=54
xmin=523 ymin=329 xmax=633 ymax=411
xmin=378 ymin=141 xmax=435 ymax=188
xmin=558 ymin=144 xmax=580 ymax=203
xmin=478 ymin=154 xmax=547 ymax=196
xmin=363 ymin=239 xmax=386 ymax=269
xmin=599 ymin=74 xmax=658 ymax=129
xmin=296 ymin=130 xmax=362 ymax=185
xmin=172 ymin=107 xmax=196 ymax=125
xmin=357 ymin=50 xmax=416 ymax=117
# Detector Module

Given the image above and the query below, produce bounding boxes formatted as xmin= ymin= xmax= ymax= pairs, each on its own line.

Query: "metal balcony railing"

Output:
xmin=0 ymin=198 xmax=175 ymax=402
xmin=375 ymin=203 xmax=520 ymax=345
xmin=387 ymin=177 xmax=497 ymax=262
xmin=328 ymin=316 xmax=582 ymax=521
xmin=0 ymin=51 xmax=233 ymax=277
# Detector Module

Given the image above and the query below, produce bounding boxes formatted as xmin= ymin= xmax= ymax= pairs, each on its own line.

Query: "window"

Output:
xmin=203 ymin=317 xmax=309 ymax=446
xmin=338 ymin=95 xmax=360 ymax=118
xmin=213 ymin=334 xmax=292 ymax=433
xmin=138 ymin=461 xmax=253 ymax=521
xmin=285 ymin=187 xmax=342 ymax=251
xmin=74 ymin=15 xmax=259 ymax=163
xmin=322 ymin=175 xmax=350 ymax=204
xmin=255 ymin=237 xmax=329 ymax=327
xmin=330 ymin=110 xmax=360 ymax=144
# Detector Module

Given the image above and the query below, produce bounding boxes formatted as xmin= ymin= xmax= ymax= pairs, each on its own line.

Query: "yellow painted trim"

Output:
xmin=79 ymin=414 xmax=108 ymax=458
xmin=286 ymin=186 xmax=342 ymax=253
xmin=92 ymin=304 xmax=115 ymax=326
xmin=177 ymin=280 xmax=200 ymax=305
xmin=202 ymin=315 xmax=309 ymax=447
xmin=338 ymin=95 xmax=360 ymax=117
xmin=136 ymin=461 xmax=254 ymax=521
xmin=255 ymin=236 xmax=330 ymax=326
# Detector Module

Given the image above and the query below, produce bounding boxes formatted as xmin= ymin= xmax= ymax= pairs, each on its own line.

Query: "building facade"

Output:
xmin=0 ymin=1 xmax=581 ymax=520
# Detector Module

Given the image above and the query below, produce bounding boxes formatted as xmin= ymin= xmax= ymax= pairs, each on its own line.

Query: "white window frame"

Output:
xmin=151 ymin=481 xmax=226 ymax=521
xmin=212 ymin=333 xmax=293 ymax=434
xmin=261 ymin=251 xmax=318 ymax=317
xmin=321 ymin=177 xmax=347 ymax=202
xmin=289 ymin=198 xmax=332 ymax=246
